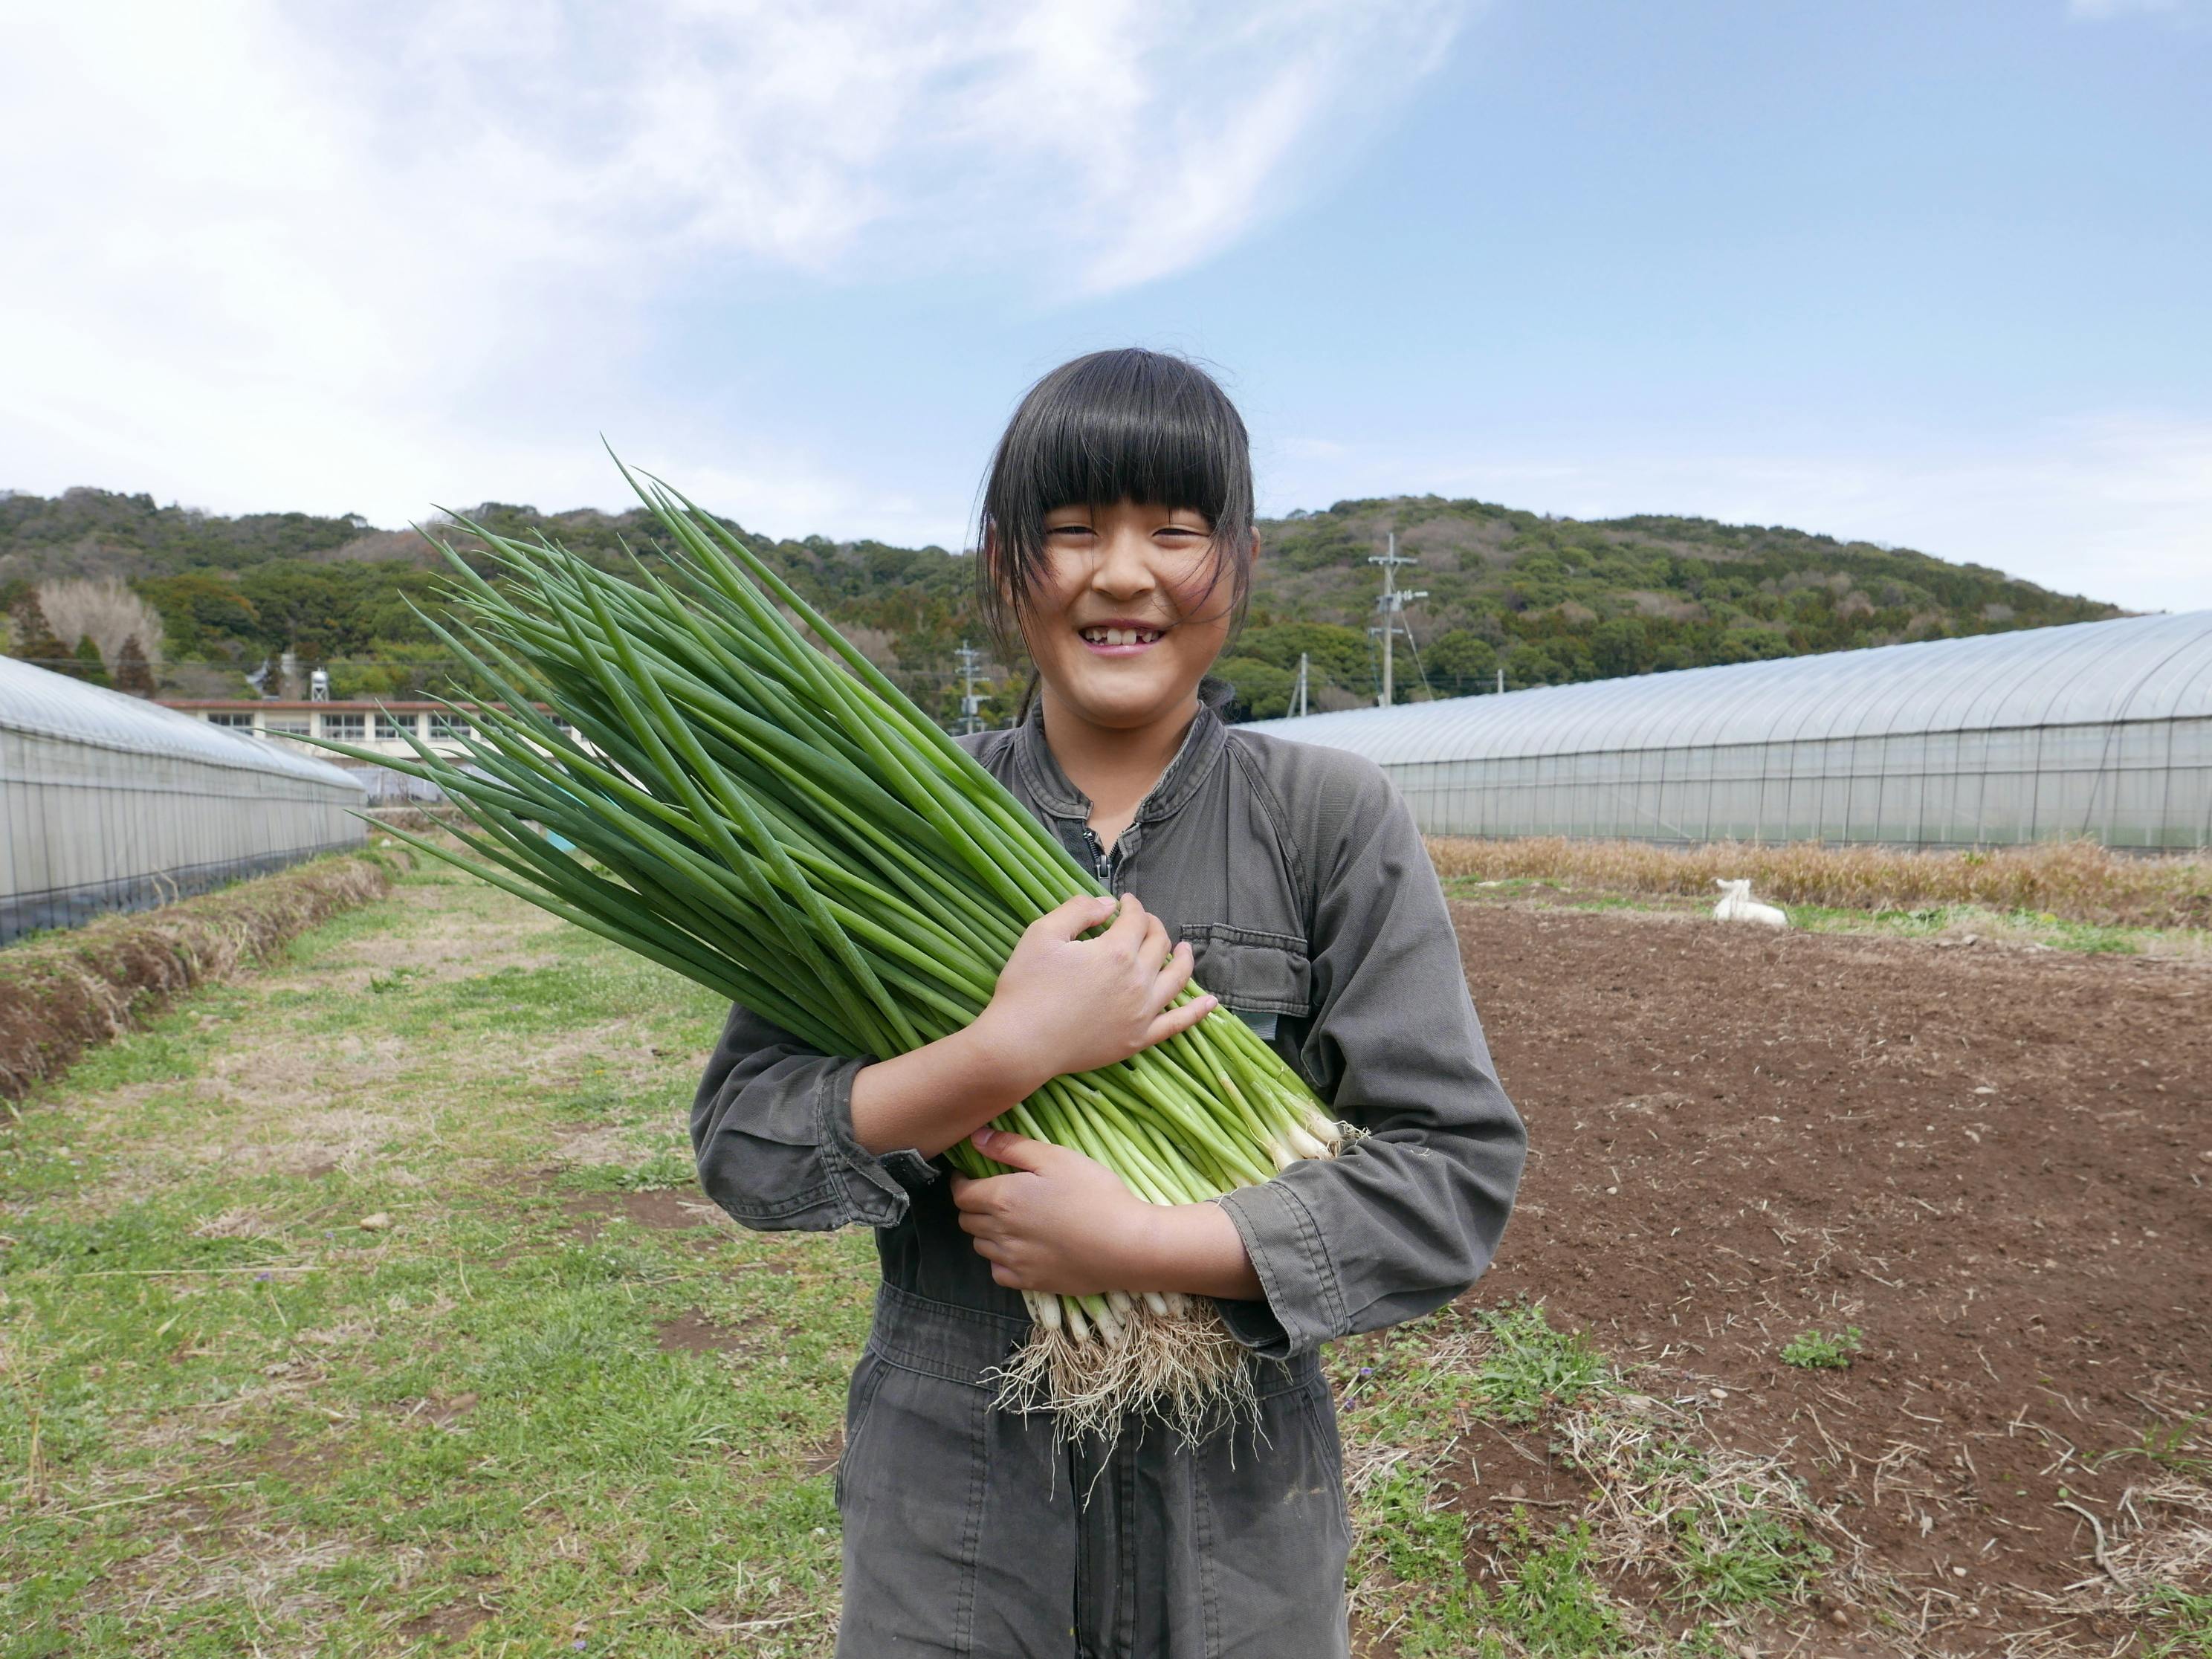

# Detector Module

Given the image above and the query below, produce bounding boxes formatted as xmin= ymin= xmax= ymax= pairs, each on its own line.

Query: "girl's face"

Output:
xmin=1015 ymin=498 xmax=1241 ymax=732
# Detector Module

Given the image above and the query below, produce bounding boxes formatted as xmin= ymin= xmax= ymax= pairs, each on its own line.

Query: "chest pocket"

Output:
xmin=1179 ymin=923 xmax=1314 ymax=1040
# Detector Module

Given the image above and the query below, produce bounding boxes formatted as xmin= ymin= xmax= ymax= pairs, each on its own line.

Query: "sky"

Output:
xmin=4 ymin=0 xmax=2208 ymax=611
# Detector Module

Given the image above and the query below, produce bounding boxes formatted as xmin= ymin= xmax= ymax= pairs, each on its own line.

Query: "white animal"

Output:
xmin=1712 ymin=878 xmax=1789 ymax=929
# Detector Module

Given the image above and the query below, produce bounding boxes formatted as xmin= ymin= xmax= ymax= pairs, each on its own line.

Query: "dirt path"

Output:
xmin=1455 ymin=898 xmax=2212 ymax=1652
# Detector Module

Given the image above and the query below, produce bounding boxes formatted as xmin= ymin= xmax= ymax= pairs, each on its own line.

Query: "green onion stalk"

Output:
xmin=302 ymin=459 xmax=1343 ymax=1435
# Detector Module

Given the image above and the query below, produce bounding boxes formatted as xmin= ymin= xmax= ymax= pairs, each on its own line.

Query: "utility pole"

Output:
xmin=954 ymin=639 xmax=983 ymax=735
xmin=1293 ymin=652 xmax=1309 ymax=718
xmin=1368 ymin=533 xmax=1427 ymax=708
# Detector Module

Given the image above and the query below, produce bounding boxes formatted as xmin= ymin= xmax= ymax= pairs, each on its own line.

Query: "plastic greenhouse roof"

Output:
xmin=0 ymin=656 xmax=365 ymax=789
xmin=1241 ymin=609 xmax=2212 ymax=766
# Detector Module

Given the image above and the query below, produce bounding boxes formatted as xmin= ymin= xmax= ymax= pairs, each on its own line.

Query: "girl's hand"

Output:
xmin=971 ymin=892 xmax=1214 ymax=1091
xmin=949 ymin=1128 xmax=1154 ymax=1297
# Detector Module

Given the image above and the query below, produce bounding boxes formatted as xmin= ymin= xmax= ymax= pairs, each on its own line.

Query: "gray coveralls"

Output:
xmin=692 ymin=684 xmax=1527 ymax=1658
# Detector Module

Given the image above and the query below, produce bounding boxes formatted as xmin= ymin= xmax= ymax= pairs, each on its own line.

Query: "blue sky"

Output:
xmin=5 ymin=0 xmax=2208 ymax=608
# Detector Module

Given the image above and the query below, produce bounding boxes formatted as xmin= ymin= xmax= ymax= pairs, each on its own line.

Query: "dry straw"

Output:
xmin=1425 ymin=837 xmax=2211 ymax=931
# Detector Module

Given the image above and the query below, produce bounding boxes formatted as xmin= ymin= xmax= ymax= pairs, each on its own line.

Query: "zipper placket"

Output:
xmin=1080 ymin=824 xmax=1126 ymax=892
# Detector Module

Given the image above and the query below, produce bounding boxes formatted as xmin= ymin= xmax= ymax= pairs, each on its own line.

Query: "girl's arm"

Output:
xmin=1206 ymin=755 xmax=1527 ymax=1358
xmin=849 ymin=892 xmax=1212 ymax=1159
xmin=693 ymin=890 xmax=1216 ymax=1230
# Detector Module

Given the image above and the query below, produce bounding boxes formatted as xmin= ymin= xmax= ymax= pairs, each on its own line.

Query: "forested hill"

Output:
xmin=1 ymin=485 xmax=2119 ymax=724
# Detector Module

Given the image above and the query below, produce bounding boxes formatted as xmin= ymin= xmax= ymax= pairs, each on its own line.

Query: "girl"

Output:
xmin=693 ymin=349 xmax=1526 ymax=1658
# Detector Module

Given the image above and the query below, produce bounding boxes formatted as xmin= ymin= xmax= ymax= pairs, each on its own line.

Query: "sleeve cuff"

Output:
xmin=814 ymin=1060 xmax=937 ymax=1227
xmin=1212 ymin=1180 xmax=1347 ymax=1361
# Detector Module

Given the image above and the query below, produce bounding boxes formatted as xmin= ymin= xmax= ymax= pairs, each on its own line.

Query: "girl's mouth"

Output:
xmin=1077 ymin=624 xmax=1165 ymax=656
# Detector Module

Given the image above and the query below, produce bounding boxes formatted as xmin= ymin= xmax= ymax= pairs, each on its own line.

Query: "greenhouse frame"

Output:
xmin=1 ymin=657 xmax=367 ymax=942
xmin=1246 ymin=610 xmax=2212 ymax=850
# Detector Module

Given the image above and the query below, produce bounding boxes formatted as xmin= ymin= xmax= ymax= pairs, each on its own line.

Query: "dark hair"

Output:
xmin=977 ymin=349 xmax=1255 ymax=659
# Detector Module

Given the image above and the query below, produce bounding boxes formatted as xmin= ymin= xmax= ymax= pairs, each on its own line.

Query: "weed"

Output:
xmin=1471 ymin=1303 xmax=1610 ymax=1423
xmin=1365 ymin=1466 xmax=1469 ymax=1589
xmin=366 ymin=965 xmax=423 ymax=994
xmin=2096 ymin=1414 xmax=2212 ymax=1481
xmin=1667 ymin=1494 xmax=1832 ymax=1610
xmin=1780 ymin=1326 xmax=1863 ymax=1369
xmin=1472 ymin=1522 xmax=1632 ymax=1657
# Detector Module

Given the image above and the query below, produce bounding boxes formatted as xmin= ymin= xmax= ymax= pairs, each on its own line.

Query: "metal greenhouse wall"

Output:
xmin=1244 ymin=610 xmax=2212 ymax=850
xmin=0 ymin=658 xmax=368 ymax=942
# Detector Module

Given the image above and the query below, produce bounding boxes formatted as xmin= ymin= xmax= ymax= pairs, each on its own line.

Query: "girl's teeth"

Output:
xmin=1084 ymin=627 xmax=1158 ymax=645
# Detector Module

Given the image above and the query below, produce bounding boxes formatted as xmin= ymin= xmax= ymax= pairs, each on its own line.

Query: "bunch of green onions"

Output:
xmin=307 ymin=462 xmax=1339 ymax=1429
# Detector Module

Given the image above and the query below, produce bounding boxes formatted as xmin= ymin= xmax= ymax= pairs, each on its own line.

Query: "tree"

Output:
xmin=1503 ymin=641 xmax=1566 ymax=688
xmin=1233 ymin=621 xmax=1370 ymax=689
xmin=1212 ymin=655 xmax=1297 ymax=722
xmin=137 ymin=572 xmax=262 ymax=654
xmin=1423 ymin=629 xmax=1500 ymax=692
xmin=1590 ymin=617 xmax=1655 ymax=679
xmin=71 ymin=634 xmax=112 ymax=687
xmin=113 ymin=634 xmax=157 ymax=696
xmin=1713 ymin=628 xmax=1794 ymax=665
xmin=7 ymin=595 xmax=69 ymax=670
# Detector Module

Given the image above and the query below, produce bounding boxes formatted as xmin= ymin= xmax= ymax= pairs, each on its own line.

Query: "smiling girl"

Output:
xmin=693 ymin=349 xmax=1526 ymax=1658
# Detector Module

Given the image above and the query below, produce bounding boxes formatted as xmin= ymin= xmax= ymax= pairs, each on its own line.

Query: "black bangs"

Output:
xmin=977 ymin=348 xmax=1255 ymax=652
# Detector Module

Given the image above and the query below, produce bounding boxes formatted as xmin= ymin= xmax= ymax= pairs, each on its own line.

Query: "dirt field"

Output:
xmin=1450 ymin=895 xmax=2212 ymax=1653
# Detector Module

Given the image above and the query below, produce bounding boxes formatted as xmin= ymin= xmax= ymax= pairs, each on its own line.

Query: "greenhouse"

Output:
xmin=1245 ymin=609 xmax=2212 ymax=850
xmin=1 ymin=657 xmax=367 ymax=942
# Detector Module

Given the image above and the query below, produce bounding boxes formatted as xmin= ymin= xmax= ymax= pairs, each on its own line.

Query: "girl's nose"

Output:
xmin=1089 ymin=528 xmax=1159 ymax=600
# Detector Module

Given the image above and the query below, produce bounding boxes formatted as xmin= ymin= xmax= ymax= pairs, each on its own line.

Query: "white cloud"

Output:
xmin=0 ymin=0 xmax=1459 ymax=525
xmin=1267 ymin=414 xmax=2212 ymax=615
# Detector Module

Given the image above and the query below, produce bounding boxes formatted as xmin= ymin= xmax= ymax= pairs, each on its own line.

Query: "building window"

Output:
xmin=207 ymin=712 xmax=256 ymax=729
xmin=320 ymin=713 xmax=366 ymax=740
xmin=262 ymin=718 xmax=310 ymax=737
xmin=375 ymin=713 xmax=418 ymax=741
xmin=428 ymin=714 xmax=468 ymax=740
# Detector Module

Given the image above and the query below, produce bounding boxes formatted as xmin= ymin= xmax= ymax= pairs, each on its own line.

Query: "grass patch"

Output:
xmin=1445 ymin=874 xmax=2208 ymax=956
xmin=1 ymin=864 xmax=868 ymax=1658
xmin=1335 ymin=1299 xmax=1859 ymax=1656
xmin=1666 ymin=1495 xmax=1832 ymax=1611
xmin=2142 ymin=1583 xmax=2212 ymax=1658
xmin=554 ymin=1146 xmax=699 ymax=1194
xmin=1472 ymin=1522 xmax=1634 ymax=1658
xmin=1779 ymin=899 xmax=2155 ymax=954
xmin=1470 ymin=1302 xmax=1611 ymax=1423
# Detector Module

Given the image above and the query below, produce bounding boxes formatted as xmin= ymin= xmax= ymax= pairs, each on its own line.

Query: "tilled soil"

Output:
xmin=1452 ymin=899 xmax=2212 ymax=1652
